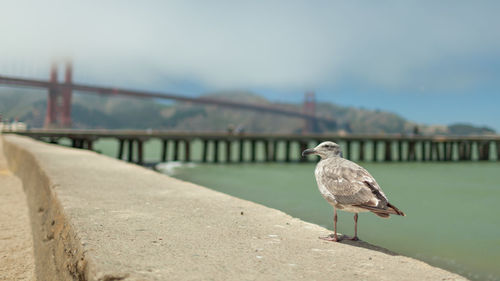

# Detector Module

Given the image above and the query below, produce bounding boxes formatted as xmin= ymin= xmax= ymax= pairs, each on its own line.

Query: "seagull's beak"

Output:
xmin=301 ymin=148 xmax=316 ymax=157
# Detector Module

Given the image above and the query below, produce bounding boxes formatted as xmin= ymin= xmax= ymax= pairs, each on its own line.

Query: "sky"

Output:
xmin=1 ymin=0 xmax=499 ymax=130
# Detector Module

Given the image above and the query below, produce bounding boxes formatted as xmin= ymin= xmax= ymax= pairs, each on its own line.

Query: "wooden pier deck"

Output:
xmin=3 ymin=129 xmax=500 ymax=164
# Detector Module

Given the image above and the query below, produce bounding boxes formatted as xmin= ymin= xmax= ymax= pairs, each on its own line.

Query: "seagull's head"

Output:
xmin=302 ymin=141 xmax=343 ymax=159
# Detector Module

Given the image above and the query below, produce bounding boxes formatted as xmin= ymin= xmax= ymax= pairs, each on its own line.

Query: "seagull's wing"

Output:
xmin=319 ymin=158 xmax=389 ymax=209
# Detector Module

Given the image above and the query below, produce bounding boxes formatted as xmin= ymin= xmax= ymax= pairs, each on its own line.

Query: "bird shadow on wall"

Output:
xmin=335 ymin=236 xmax=399 ymax=256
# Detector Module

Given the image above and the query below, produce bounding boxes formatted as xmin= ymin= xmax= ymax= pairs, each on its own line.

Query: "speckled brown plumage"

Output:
xmin=302 ymin=141 xmax=405 ymax=241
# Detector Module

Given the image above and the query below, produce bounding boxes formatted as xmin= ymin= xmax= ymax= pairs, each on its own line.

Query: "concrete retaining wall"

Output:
xmin=2 ymin=134 xmax=466 ymax=281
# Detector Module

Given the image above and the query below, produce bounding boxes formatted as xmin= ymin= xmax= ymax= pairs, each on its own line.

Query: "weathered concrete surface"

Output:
xmin=0 ymin=137 xmax=35 ymax=280
xmin=3 ymin=134 xmax=467 ymax=281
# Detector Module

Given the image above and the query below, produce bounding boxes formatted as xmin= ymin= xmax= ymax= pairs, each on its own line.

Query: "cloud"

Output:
xmin=1 ymin=0 xmax=499 ymax=93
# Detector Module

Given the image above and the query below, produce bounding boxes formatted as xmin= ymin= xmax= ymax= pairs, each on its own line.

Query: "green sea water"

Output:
xmin=81 ymin=138 xmax=500 ymax=280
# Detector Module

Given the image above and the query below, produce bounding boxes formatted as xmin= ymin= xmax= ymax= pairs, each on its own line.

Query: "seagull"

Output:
xmin=302 ymin=141 xmax=405 ymax=242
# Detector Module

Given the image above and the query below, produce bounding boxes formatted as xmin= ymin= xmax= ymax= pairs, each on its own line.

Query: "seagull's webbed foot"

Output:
xmin=319 ymin=234 xmax=360 ymax=242
xmin=344 ymin=235 xmax=359 ymax=241
xmin=319 ymin=233 xmax=342 ymax=242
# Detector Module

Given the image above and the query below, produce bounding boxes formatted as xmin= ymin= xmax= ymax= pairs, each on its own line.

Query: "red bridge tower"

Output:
xmin=302 ymin=92 xmax=317 ymax=134
xmin=44 ymin=61 xmax=73 ymax=128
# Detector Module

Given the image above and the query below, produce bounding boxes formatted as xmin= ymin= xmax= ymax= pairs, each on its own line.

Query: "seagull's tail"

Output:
xmin=373 ymin=212 xmax=390 ymax=218
xmin=354 ymin=202 xmax=406 ymax=218
xmin=387 ymin=202 xmax=406 ymax=216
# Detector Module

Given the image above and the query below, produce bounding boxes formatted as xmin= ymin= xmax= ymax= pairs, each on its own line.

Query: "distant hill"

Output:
xmin=447 ymin=123 xmax=495 ymax=135
xmin=0 ymin=88 xmax=495 ymax=135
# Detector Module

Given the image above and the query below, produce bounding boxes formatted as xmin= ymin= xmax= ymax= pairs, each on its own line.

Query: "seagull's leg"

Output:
xmin=319 ymin=207 xmax=341 ymax=242
xmin=334 ymin=208 xmax=339 ymax=240
xmin=346 ymin=213 xmax=360 ymax=241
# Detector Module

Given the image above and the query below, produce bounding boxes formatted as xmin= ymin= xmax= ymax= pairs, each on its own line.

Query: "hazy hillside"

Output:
xmin=0 ymin=88 xmax=495 ymax=135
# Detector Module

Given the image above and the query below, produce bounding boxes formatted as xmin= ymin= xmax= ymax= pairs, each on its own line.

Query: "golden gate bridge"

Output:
xmin=0 ymin=60 xmax=336 ymax=133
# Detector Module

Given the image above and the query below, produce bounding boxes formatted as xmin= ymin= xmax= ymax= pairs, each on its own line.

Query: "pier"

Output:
xmin=4 ymin=129 xmax=500 ymax=164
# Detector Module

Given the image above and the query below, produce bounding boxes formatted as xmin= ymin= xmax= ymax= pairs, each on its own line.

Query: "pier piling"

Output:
xmin=408 ymin=141 xmax=416 ymax=161
xmin=372 ymin=141 xmax=378 ymax=162
xmin=239 ymin=139 xmax=244 ymax=162
xmin=161 ymin=140 xmax=168 ymax=162
xmin=285 ymin=140 xmax=291 ymax=162
xmin=264 ymin=140 xmax=271 ymax=162
xmin=137 ymin=140 xmax=144 ymax=165
xmin=202 ymin=140 xmax=209 ymax=163
xmin=213 ymin=140 xmax=219 ymax=163
xmin=272 ymin=141 xmax=278 ymax=162
xmin=118 ymin=139 xmax=125 ymax=159
xmin=300 ymin=141 xmax=308 ymax=162
xmin=422 ymin=142 xmax=427 ymax=162
xmin=225 ymin=140 xmax=231 ymax=163
xmin=127 ymin=140 xmax=134 ymax=162
xmin=251 ymin=140 xmax=257 ymax=162
xmin=359 ymin=141 xmax=365 ymax=162
xmin=173 ymin=140 xmax=179 ymax=161
xmin=384 ymin=141 xmax=392 ymax=162
xmin=8 ymin=130 xmax=500 ymax=164
xmin=397 ymin=141 xmax=403 ymax=161
xmin=185 ymin=140 xmax=191 ymax=162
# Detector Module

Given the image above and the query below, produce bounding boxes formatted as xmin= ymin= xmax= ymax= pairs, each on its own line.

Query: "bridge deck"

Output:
xmin=5 ymin=129 xmax=500 ymax=141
